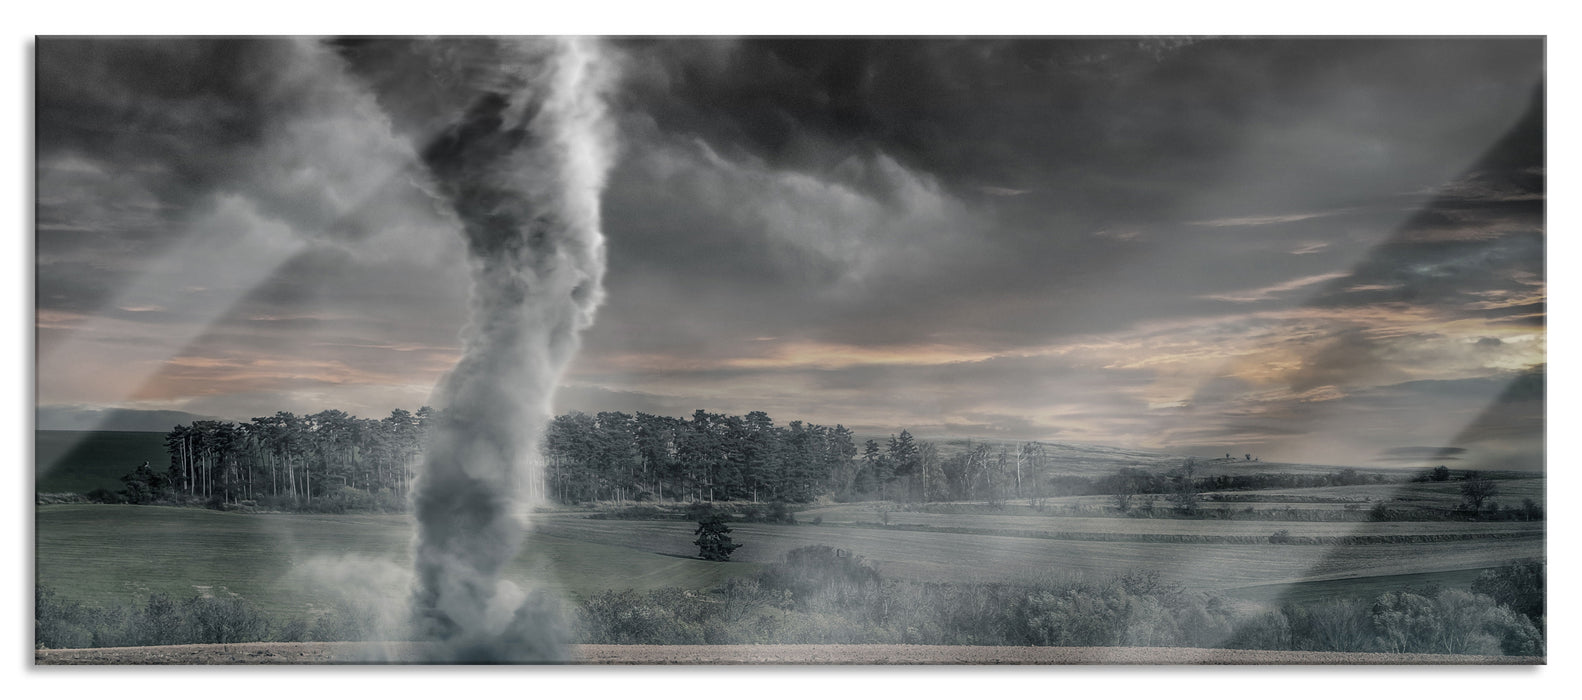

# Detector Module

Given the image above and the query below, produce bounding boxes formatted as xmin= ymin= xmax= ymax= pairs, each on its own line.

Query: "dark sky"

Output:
xmin=34 ymin=37 xmax=1545 ymax=469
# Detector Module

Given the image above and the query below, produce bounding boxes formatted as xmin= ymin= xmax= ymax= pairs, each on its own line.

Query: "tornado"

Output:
xmin=339 ymin=37 xmax=616 ymax=662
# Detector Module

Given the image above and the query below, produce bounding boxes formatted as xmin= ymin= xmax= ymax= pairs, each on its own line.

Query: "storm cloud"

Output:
xmin=35 ymin=37 xmax=1544 ymax=471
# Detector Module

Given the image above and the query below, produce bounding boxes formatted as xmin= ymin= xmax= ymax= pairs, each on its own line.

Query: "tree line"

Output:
xmin=146 ymin=406 xmax=1063 ymax=509
xmin=154 ymin=408 xmax=432 ymax=509
xmin=145 ymin=407 xmax=1516 ymax=512
xmin=543 ymin=409 xmax=1055 ymax=505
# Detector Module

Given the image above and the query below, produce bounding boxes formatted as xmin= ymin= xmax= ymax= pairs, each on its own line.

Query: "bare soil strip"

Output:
xmin=34 ymin=642 xmax=1542 ymax=665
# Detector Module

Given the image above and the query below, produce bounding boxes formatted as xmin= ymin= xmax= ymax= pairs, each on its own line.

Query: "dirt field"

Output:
xmin=34 ymin=642 xmax=1542 ymax=665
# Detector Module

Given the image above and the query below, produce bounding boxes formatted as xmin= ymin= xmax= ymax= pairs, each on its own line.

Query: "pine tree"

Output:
xmin=693 ymin=515 xmax=742 ymax=561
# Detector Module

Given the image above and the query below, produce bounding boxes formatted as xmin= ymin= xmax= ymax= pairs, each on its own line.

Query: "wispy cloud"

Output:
xmin=977 ymin=185 xmax=1030 ymax=197
xmin=1200 ymin=272 xmax=1351 ymax=303
xmin=1092 ymin=229 xmax=1141 ymax=241
xmin=1187 ymin=211 xmax=1343 ymax=227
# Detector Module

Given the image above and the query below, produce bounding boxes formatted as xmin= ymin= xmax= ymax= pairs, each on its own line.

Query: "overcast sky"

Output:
xmin=34 ymin=37 xmax=1545 ymax=469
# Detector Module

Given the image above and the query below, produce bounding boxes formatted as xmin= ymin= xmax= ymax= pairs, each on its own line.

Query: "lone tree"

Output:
xmin=694 ymin=514 xmax=742 ymax=561
xmin=1460 ymin=471 xmax=1499 ymax=512
xmin=1167 ymin=459 xmax=1200 ymax=515
xmin=1431 ymin=465 xmax=1451 ymax=482
xmin=1109 ymin=468 xmax=1141 ymax=513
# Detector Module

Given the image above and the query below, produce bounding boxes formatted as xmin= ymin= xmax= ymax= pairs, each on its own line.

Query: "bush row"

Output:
xmin=37 ymin=556 xmax=1545 ymax=657
xmin=34 ymin=588 xmax=379 ymax=650
xmin=576 ymin=549 xmax=1545 ymax=656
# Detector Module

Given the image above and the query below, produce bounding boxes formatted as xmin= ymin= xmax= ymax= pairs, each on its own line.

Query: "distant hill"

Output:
xmin=35 ymin=406 xmax=217 ymax=433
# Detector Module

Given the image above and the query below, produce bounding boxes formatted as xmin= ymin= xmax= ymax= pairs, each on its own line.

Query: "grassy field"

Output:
xmin=32 ymin=428 xmax=1544 ymax=628
xmin=1203 ymin=479 xmax=1547 ymax=508
xmin=36 ymin=500 xmax=1541 ymax=628
xmin=531 ymin=515 xmax=1539 ymax=593
xmin=36 ymin=430 xmax=168 ymax=494
xmin=983 ymin=475 xmax=1547 ymax=515
xmin=796 ymin=503 xmax=1545 ymax=540
xmin=34 ymin=505 xmax=758 ymax=618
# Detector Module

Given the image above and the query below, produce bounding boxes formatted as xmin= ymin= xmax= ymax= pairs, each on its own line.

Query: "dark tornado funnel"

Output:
xmin=340 ymin=37 xmax=616 ymax=662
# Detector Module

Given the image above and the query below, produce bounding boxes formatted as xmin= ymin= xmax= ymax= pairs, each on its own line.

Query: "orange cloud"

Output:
xmin=723 ymin=341 xmax=1003 ymax=370
xmin=131 ymin=353 xmax=420 ymax=400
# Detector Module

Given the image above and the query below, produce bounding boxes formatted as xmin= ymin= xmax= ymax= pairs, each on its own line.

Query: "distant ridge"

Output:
xmin=35 ymin=406 xmax=219 ymax=433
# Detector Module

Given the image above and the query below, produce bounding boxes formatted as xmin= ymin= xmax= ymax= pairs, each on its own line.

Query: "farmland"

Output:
xmin=533 ymin=513 xmax=1540 ymax=594
xmin=37 ymin=484 xmax=1542 ymax=619
xmin=994 ymin=476 xmax=1545 ymax=516
xmin=794 ymin=504 xmax=1544 ymax=541
xmin=33 ymin=429 xmax=1545 ymax=650
xmin=35 ymin=505 xmax=758 ymax=618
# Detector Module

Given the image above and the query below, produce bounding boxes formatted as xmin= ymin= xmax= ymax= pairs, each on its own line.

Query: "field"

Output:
xmin=999 ymin=477 xmax=1546 ymax=515
xmin=1203 ymin=480 xmax=1548 ymax=508
xmin=33 ymin=429 xmax=1545 ymax=654
xmin=38 ymin=492 xmax=1542 ymax=620
xmin=36 ymin=430 xmax=168 ymax=494
xmin=35 ymin=505 xmax=758 ymax=618
xmin=797 ymin=502 xmax=1544 ymax=539
xmin=533 ymin=514 xmax=1540 ymax=595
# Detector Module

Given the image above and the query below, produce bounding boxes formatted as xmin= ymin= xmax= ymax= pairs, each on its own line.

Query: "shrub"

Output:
xmin=578 ymin=589 xmax=705 ymax=644
xmin=1369 ymin=589 xmax=1539 ymax=656
xmin=1472 ymin=559 xmax=1545 ymax=626
xmin=766 ymin=500 xmax=797 ymax=524
xmin=136 ymin=593 xmax=185 ymax=646
xmin=187 ymin=595 xmax=271 ymax=644
xmin=308 ymin=600 xmax=376 ymax=641
xmin=1023 ymin=587 xmax=1126 ymax=647
xmin=759 ymin=546 xmax=881 ymax=612
xmin=716 ymin=577 xmax=765 ymax=626
xmin=36 ymin=587 xmax=276 ymax=649
xmin=1519 ymin=498 xmax=1544 ymax=521
xmin=1268 ymin=529 xmax=1292 ymax=544
xmin=684 ymin=502 xmax=729 ymax=522
xmin=35 ymin=586 xmax=94 ymax=649
xmin=85 ymin=488 xmax=125 ymax=504
xmin=36 ymin=492 xmax=89 ymax=505
xmin=1289 ymin=599 xmax=1375 ymax=652
xmin=275 ymin=617 xmax=310 ymax=643
xmin=1225 ymin=609 xmax=1293 ymax=650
